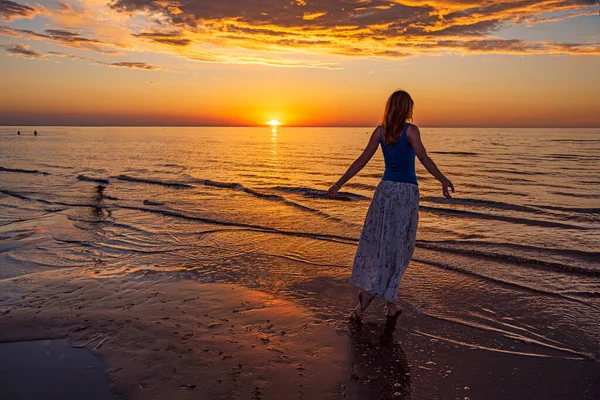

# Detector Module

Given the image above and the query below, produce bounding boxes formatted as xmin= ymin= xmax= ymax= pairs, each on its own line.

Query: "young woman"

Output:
xmin=328 ymin=90 xmax=454 ymax=319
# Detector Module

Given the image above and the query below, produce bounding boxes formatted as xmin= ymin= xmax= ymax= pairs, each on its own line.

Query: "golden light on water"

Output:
xmin=267 ymin=120 xmax=282 ymax=127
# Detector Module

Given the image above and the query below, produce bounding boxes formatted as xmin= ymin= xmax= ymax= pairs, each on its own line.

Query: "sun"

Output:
xmin=267 ymin=120 xmax=282 ymax=127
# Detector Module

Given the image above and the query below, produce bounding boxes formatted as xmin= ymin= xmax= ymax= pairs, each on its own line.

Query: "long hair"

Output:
xmin=382 ymin=90 xmax=414 ymax=145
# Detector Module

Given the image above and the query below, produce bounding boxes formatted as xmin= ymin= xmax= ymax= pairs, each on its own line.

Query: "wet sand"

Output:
xmin=0 ymin=339 xmax=116 ymax=400
xmin=1 ymin=269 xmax=598 ymax=400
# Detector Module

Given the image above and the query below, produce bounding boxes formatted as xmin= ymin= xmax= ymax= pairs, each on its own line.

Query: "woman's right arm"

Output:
xmin=407 ymin=125 xmax=455 ymax=199
xmin=327 ymin=127 xmax=381 ymax=199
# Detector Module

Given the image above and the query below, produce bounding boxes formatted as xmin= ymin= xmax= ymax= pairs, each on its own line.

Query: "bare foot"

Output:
xmin=385 ymin=302 xmax=401 ymax=317
xmin=354 ymin=291 xmax=374 ymax=319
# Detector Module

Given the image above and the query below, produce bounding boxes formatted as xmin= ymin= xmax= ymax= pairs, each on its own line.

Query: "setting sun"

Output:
xmin=267 ymin=120 xmax=282 ymax=127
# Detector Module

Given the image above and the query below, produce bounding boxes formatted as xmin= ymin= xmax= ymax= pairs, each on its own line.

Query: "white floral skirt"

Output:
xmin=350 ymin=180 xmax=419 ymax=303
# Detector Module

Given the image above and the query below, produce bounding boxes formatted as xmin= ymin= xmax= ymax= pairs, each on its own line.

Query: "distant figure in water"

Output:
xmin=328 ymin=90 xmax=454 ymax=320
xmin=17 ymin=130 xmax=20 ymax=135
xmin=34 ymin=130 xmax=37 ymax=136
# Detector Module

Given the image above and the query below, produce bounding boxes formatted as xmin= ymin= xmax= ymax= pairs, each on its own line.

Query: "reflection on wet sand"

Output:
xmin=90 ymin=184 xmax=111 ymax=222
xmin=347 ymin=318 xmax=411 ymax=399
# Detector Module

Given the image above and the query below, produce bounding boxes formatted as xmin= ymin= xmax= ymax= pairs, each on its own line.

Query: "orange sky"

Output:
xmin=0 ymin=0 xmax=599 ymax=127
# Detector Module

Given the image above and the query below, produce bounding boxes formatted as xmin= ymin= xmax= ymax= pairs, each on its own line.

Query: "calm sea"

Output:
xmin=1 ymin=126 xmax=599 ymax=360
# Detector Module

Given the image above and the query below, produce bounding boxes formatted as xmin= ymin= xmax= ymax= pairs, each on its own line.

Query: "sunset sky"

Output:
xmin=1 ymin=0 xmax=599 ymax=127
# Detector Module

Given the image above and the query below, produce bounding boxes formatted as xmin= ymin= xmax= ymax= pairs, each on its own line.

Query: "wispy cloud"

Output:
xmin=0 ymin=25 xmax=120 ymax=54
xmin=2 ymin=44 xmax=165 ymax=69
xmin=0 ymin=0 xmax=46 ymax=22
xmin=109 ymin=61 xmax=160 ymax=70
xmin=2 ymin=43 xmax=42 ymax=58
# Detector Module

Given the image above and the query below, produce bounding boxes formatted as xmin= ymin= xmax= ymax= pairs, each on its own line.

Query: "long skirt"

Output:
xmin=350 ymin=180 xmax=419 ymax=303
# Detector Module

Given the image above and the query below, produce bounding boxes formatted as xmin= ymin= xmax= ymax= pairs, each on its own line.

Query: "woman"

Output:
xmin=328 ymin=90 xmax=454 ymax=319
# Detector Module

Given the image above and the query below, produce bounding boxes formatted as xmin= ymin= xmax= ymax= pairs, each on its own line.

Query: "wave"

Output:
xmin=143 ymin=199 xmax=165 ymax=206
xmin=422 ymin=196 xmax=599 ymax=217
xmin=482 ymin=168 xmax=544 ymax=176
xmin=362 ymin=173 xmax=383 ymax=179
xmin=271 ymin=186 xmax=370 ymax=201
xmin=419 ymin=205 xmax=585 ymax=230
xmin=343 ymin=182 xmax=378 ymax=191
xmin=114 ymin=175 xmax=193 ymax=189
xmin=430 ymin=151 xmax=478 ymax=156
xmin=550 ymin=139 xmax=600 ymax=143
xmin=416 ymin=240 xmax=600 ymax=276
xmin=238 ymin=173 xmax=290 ymax=181
xmin=420 ymin=196 xmax=542 ymax=214
xmin=191 ymin=179 xmax=339 ymax=219
xmin=550 ymin=191 xmax=598 ymax=199
xmin=0 ymin=189 xmax=54 ymax=204
xmin=413 ymin=257 xmax=594 ymax=308
xmin=0 ymin=166 xmax=50 ymax=175
xmin=545 ymin=153 xmax=600 ymax=161
xmin=158 ymin=163 xmax=183 ymax=168
xmin=116 ymin=204 xmax=357 ymax=244
xmin=538 ymin=205 xmax=600 ymax=215
xmin=77 ymin=175 xmax=110 ymax=185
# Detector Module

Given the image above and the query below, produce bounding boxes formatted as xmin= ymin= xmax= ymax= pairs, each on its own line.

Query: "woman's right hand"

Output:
xmin=442 ymin=178 xmax=454 ymax=199
xmin=327 ymin=185 xmax=339 ymax=199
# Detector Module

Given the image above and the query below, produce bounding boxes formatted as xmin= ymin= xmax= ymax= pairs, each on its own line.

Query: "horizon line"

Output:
xmin=2 ymin=124 xmax=600 ymax=129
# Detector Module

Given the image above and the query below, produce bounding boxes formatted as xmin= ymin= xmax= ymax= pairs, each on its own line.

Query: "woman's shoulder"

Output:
xmin=405 ymin=123 xmax=420 ymax=140
xmin=406 ymin=123 xmax=420 ymax=133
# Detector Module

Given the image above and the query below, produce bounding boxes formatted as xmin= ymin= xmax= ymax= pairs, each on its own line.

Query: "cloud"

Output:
xmin=0 ymin=25 xmax=120 ymax=54
xmin=0 ymin=0 xmax=45 ymax=21
xmin=184 ymin=50 xmax=341 ymax=69
xmin=133 ymin=30 xmax=191 ymax=46
xmin=105 ymin=0 xmax=599 ymax=58
xmin=109 ymin=61 xmax=161 ymax=69
xmin=2 ymin=43 xmax=43 ymax=58
xmin=2 ymin=45 xmax=165 ymax=69
xmin=0 ymin=0 xmax=598 ymax=70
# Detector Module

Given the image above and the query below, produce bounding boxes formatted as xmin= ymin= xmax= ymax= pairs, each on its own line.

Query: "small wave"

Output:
xmin=550 ymin=139 xmax=600 ymax=143
xmin=550 ymin=191 xmax=598 ymax=199
xmin=483 ymin=168 xmax=543 ymax=176
xmin=538 ymin=205 xmax=600 ymax=215
xmin=430 ymin=151 xmax=478 ymax=156
xmin=143 ymin=200 xmax=165 ymax=206
xmin=238 ymin=173 xmax=290 ymax=181
xmin=0 ymin=189 xmax=53 ymax=204
xmin=545 ymin=153 xmax=600 ymax=161
xmin=420 ymin=196 xmax=542 ymax=214
xmin=77 ymin=175 xmax=110 ymax=185
xmin=414 ymin=258 xmax=593 ymax=308
xmin=272 ymin=186 xmax=369 ymax=201
xmin=419 ymin=205 xmax=585 ymax=230
xmin=417 ymin=241 xmax=600 ymax=276
xmin=116 ymin=204 xmax=356 ymax=244
xmin=193 ymin=179 xmax=338 ymax=219
xmin=158 ymin=163 xmax=183 ymax=168
xmin=344 ymin=182 xmax=378 ymax=191
xmin=37 ymin=163 xmax=72 ymax=170
xmin=114 ymin=175 xmax=193 ymax=189
xmin=0 ymin=166 xmax=50 ymax=175
xmin=362 ymin=173 xmax=383 ymax=179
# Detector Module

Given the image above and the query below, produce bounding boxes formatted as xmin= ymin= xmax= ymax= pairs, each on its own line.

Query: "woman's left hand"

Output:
xmin=442 ymin=178 xmax=454 ymax=199
xmin=327 ymin=185 xmax=339 ymax=199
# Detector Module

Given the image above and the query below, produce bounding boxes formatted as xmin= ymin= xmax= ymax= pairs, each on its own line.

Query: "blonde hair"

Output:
xmin=382 ymin=90 xmax=414 ymax=145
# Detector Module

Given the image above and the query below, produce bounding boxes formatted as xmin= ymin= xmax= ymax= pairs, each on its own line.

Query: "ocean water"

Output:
xmin=1 ymin=126 xmax=599 ymax=361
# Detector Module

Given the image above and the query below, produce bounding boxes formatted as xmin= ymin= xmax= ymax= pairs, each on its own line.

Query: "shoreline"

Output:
xmin=1 ymin=269 xmax=598 ymax=399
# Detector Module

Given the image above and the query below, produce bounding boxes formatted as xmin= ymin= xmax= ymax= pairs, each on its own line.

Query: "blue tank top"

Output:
xmin=380 ymin=124 xmax=418 ymax=185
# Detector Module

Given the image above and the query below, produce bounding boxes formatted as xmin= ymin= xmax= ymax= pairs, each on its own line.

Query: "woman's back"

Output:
xmin=380 ymin=124 xmax=417 ymax=185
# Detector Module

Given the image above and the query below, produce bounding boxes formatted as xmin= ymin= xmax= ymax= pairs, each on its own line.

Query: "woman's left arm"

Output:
xmin=328 ymin=127 xmax=381 ymax=199
xmin=407 ymin=125 xmax=455 ymax=199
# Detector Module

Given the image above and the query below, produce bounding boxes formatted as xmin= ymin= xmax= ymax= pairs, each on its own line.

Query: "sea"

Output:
xmin=1 ymin=126 xmax=599 ymax=362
